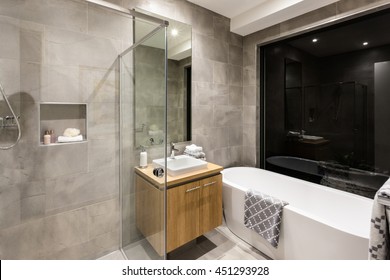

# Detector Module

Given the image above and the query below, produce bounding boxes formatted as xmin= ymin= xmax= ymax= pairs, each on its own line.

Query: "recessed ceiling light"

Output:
xmin=312 ymin=38 xmax=318 ymax=43
xmin=363 ymin=41 xmax=368 ymax=46
xmin=171 ymin=28 xmax=178 ymax=37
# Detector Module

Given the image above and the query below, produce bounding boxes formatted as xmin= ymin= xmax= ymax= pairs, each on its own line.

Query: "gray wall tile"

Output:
xmin=192 ymin=6 xmax=214 ymax=37
xmin=87 ymin=198 xmax=119 ymax=240
xmin=0 ymin=0 xmax=88 ymax=33
xmin=42 ymin=208 xmax=89 ymax=254
xmin=228 ymin=65 xmax=243 ymax=86
xmin=0 ymin=16 xmax=20 ymax=60
xmin=0 ymin=0 xmax=126 ymax=259
xmin=192 ymin=56 xmax=213 ymax=83
xmin=229 ymin=86 xmax=243 ymax=106
xmin=45 ymin=27 xmax=121 ymax=69
xmin=230 ymin=32 xmax=243 ymax=47
xmin=193 ymin=32 xmax=229 ymax=63
xmin=213 ymin=62 xmax=229 ymax=85
xmin=229 ymin=45 xmax=243 ymax=66
xmin=229 ymin=126 xmax=243 ymax=147
xmin=0 ymin=183 xmax=21 ymax=229
xmin=214 ymin=105 xmax=242 ymax=127
xmin=88 ymin=5 xmax=132 ymax=41
xmin=214 ymin=16 xmax=230 ymax=42
xmin=0 ymin=219 xmax=44 ymax=259
xmin=20 ymin=27 xmax=43 ymax=63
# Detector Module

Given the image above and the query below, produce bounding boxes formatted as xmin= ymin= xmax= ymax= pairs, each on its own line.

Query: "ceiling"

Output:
xmin=187 ymin=0 xmax=339 ymax=36
xmin=288 ymin=10 xmax=390 ymax=57
xmin=135 ymin=12 xmax=192 ymax=60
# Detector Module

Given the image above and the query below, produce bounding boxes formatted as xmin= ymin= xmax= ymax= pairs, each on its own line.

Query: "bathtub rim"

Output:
xmin=222 ymin=166 xmax=373 ymax=239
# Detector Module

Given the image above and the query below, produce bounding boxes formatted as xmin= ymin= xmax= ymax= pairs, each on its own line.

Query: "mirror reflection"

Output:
xmin=262 ymin=9 xmax=390 ymax=198
xmin=134 ymin=17 xmax=192 ymax=147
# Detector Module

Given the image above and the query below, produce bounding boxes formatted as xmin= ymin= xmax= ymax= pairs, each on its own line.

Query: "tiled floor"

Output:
xmin=98 ymin=223 xmax=269 ymax=260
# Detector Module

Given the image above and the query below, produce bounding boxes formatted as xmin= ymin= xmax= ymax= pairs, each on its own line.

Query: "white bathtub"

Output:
xmin=222 ymin=167 xmax=373 ymax=260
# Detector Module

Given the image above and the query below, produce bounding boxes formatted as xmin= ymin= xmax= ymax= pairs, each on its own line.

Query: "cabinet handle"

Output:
xmin=186 ymin=186 xmax=201 ymax=193
xmin=203 ymin=181 xmax=217 ymax=187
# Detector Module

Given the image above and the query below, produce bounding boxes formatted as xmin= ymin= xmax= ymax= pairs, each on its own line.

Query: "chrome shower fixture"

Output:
xmin=0 ymin=81 xmax=21 ymax=150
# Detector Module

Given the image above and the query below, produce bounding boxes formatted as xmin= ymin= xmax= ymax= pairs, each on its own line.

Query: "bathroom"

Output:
xmin=1 ymin=0 xmax=390 ymax=261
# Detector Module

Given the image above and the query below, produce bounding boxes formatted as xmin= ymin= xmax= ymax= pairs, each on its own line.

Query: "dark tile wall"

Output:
xmin=243 ymin=0 xmax=390 ymax=167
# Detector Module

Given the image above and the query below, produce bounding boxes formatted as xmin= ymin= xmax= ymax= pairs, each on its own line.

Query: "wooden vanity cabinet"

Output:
xmin=167 ymin=174 xmax=222 ymax=252
xmin=135 ymin=162 xmax=223 ymax=255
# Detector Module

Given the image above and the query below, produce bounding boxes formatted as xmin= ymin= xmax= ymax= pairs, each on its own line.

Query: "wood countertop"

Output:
xmin=134 ymin=161 xmax=223 ymax=189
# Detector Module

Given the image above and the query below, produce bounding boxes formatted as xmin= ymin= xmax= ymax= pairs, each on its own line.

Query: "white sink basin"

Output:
xmin=302 ymin=135 xmax=324 ymax=141
xmin=152 ymin=155 xmax=207 ymax=176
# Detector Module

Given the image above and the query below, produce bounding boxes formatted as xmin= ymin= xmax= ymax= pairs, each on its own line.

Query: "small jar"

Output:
xmin=43 ymin=130 xmax=51 ymax=145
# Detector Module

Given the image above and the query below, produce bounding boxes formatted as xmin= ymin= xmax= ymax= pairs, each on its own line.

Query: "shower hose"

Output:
xmin=0 ymin=81 xmax=21 ymax=150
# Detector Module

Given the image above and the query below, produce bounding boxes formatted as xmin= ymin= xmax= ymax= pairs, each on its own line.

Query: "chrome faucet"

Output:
xmin=170 ymin=142 xmax=179 ymax=159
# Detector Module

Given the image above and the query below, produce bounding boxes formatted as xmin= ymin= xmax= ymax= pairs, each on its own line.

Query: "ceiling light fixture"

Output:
xmin=363 ymin=41 xmax=368 ymax=46
xmin=171 ymin=28 xmax=178 ymax=37
xmin=312 ymin=38 xmax=318 ymax=43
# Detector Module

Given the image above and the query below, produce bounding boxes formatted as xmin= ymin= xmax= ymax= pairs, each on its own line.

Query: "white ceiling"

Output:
xmin=187 ymin=0 xmax=340 ymax=36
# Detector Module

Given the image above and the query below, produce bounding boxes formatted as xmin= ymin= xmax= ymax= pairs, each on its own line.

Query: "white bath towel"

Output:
xmin=185 ymin=144 xmax=203 ymax=152
xmin=369 ymin=185 xmax=390 ymax=260
xmin=184 ymin=149 xmax=205 ymax=158
xmin=57 ymin=135 xmax=83 ymax=143
xmin=244 ymin=189 xmax=288 ymax=248
xmin=63 ymin=128 xmax=80 ymax=137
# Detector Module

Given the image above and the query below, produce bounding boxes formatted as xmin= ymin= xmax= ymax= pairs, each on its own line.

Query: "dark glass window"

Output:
xmin=260 ymin=8 xmax=390 ymax=198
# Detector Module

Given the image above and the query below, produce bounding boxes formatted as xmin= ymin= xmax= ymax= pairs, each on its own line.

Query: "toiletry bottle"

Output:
xmin=43 ymin=130 xmax=51 ymax=145
xmin=140 ymin=146 xmax=147 ymax=168
xmin=49 ymin=129 xmax=56 ymax=143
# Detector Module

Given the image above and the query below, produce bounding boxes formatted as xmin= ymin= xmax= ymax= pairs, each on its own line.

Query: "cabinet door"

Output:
xmin=167 ymin=181 xmax=201 ymax=252
xmin=199 ymin=174 xmax=223 ymax=234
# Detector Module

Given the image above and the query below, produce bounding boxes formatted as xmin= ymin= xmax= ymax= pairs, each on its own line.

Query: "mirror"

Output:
xmin=134 ymin=15 xmax=192 ymax=148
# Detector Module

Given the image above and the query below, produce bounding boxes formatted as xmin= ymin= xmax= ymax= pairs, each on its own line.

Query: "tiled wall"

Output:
xmin=0 ymin=0 xmax=243 ymax=260
xmin=124 ymin=0 xmax=244 ymax=167
xmin=242 ymin=0 xmax=390 ymax=167
xmin=0 ymin=0 xmax=130 ymax=259
xmin=1 ymin=0 xmax=385 ymax=260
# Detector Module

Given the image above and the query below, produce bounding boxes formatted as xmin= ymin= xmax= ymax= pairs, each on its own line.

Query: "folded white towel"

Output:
xmin=185 ymin=144 xmax=203 ymax=152
xmin=57 ymin=135 xmax=83 ymax=143
xmin=148 ymin=130 xmax=163 ymax=136
xmin=184 ymin=149 xmax=204 ymax=156
xmin=63 ymin=128 xmax=80 ymax=137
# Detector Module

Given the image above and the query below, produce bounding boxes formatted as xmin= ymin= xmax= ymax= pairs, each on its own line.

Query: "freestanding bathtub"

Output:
xmin=222 ymin=167 xmax=374 ymax=260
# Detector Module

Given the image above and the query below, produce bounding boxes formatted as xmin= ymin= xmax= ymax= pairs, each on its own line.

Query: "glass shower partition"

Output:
xmin=120 ymin=17 xmax=168 ymax=260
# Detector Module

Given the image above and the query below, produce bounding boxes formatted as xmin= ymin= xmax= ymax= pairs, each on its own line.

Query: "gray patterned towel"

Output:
xmin=369 ymin=184 xmax=390 ymax=260
xmin=244 ymin=189 xmax=288 ymax=248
